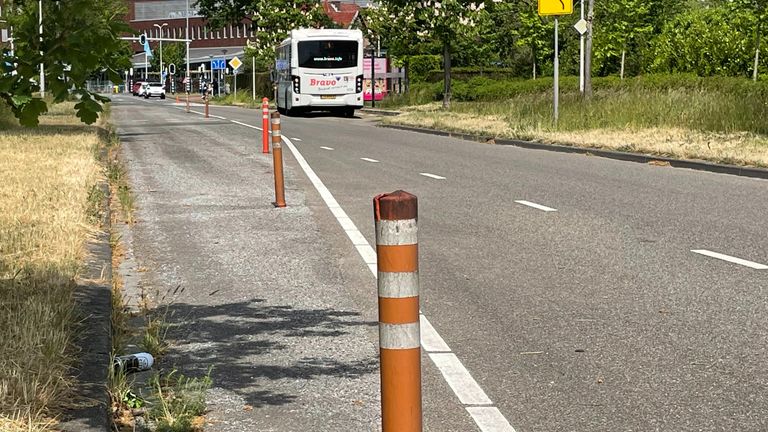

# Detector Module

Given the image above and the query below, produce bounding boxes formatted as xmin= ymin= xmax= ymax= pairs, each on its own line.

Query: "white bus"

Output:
xmin=275 ymin=29 xmax=364 ymax=117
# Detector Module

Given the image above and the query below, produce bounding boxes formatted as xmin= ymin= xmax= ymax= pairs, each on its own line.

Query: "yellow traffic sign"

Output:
xmin=538 ymin=0 xmax=573 ymax=16
xmin=228 ymin=56 xmax=243 ymax=71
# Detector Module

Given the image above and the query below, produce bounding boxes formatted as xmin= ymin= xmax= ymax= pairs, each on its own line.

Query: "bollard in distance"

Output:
xmin=271 ymin=111 xmax=286 ymax=208
xmin=262 ymin=97 xmax=270 ymax=154
xmin=205 ymin=97 xmax=209 ymax=118
xmin=185 ymin=92 xmax=190 ymax=113
xmin=374 ymin=191 xmax=421 ymax=432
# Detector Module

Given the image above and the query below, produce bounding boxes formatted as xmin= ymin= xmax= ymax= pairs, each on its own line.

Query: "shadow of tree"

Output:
xmin=159 ymin=298 xmax=378 ymax=408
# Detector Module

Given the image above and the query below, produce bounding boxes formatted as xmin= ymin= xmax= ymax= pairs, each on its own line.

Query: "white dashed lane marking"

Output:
xmin=420 ymin=172 xmax=446 ymax=180
xmin=360 ymin=157 xmax=380 ymax=163
xmin=691 ymin=249 xmax=768 ymax=269
xmin=514 ymin=200 xmax=557 ymax=212
xmin=320 ymin=146 xmax=334 ymax=151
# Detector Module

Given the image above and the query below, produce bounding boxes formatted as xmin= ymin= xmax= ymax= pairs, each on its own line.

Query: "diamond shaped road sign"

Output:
xmin=228 ymin=56 xmax=243 ymax=71
xmin=574 ymin=18 xmax=588 ymax=35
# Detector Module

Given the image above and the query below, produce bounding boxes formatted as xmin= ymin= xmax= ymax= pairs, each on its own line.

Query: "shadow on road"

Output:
xmin=160 ymin=297 xmax=378 ymax=408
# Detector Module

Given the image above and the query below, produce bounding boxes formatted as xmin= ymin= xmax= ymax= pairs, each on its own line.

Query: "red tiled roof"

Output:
xmin=323 ymin=0 xmax=359 ymax=28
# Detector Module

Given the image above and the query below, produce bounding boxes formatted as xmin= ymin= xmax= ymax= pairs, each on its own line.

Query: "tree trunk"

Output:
xmin=621 ymin=49 xmax=626 ymax=80
xmin=754 ymin=21 xmax=761 ymax=82
xmin=584 ymin=0 xmax=594 ymax=98
xmin=443 ymin=41 xmax=451 ymax=110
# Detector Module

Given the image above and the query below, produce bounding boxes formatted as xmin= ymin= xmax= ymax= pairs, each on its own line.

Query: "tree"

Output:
xmin=0 ymin=0 xmax=131 ymax=126
xmin=593 ymin=0 xmax=653 ymax=78
xmin=196 ymin=0 xmax=333 ymax=71
xmin=380 ymin=0 xmax=490 ymax=109
xmin=650 ymin=5 xmax=761 ymax=77
xmin=149 ymin=43 xmax=185 ymax=75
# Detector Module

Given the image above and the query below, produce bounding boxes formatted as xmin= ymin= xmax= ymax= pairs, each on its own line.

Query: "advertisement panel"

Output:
xmin=363 ymin=58 xmax=388 ymax=101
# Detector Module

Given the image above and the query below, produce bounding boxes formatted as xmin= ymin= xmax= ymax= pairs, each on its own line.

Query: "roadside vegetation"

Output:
xmin=0 ymin=101 xmax=103 ymax=430
xmin=380 ymin=74 xmax=768 ymax=168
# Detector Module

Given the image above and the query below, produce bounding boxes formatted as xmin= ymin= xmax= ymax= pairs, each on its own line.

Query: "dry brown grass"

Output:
xmin=0 ymin=102 xmax=103 ymax=429
xmin=385 ymin=111 xmax=768 ymax=168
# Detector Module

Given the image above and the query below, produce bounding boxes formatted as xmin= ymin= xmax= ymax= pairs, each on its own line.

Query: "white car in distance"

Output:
xmin=143 ymin=82 xmax=166 ymax=99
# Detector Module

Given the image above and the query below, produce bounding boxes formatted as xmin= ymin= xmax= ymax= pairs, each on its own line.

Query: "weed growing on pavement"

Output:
xmin=148 ymin=369 xmax=212 ymax=432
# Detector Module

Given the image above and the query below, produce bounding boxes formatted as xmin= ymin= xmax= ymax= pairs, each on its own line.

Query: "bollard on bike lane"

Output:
xmin=374 ymin=190 xmax=421 ymax=432
xmin=262 ymin=98 xmax=270 ymax=154
xmin=204 ymin=97 xmax=209 ymax=118
xmin=271 ymin=111 xmax=286 ymax=208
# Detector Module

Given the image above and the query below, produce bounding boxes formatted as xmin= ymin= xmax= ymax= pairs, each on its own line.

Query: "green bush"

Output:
xmin=406 ymin=55 xmax=442 ymax=82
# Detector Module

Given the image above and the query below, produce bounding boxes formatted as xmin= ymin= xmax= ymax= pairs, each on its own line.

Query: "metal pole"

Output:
xmin=252 ymin=56 xmax=256 ymax=100
xmin=185 ymin=0 xmax=190 ymax=99
xmin=554 ymin=18 xmax=559 ymax=127
xmin=39 ymin=0 xmax=44 ymax=97
xmin=370 ymin=52 xmax=375 ymax=108
xmin=579 ymin=0 xmax=585 ymax=94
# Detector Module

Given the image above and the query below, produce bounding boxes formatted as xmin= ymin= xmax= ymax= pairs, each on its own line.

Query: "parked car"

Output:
xmin=143 ymin=82 xmax=166 ymax=99
xmin=132 ymin=81 xmax=147 ymax=96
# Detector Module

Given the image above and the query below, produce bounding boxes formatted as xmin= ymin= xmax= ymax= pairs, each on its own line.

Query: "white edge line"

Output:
xmin=231 ymin=119 xmax=262 ymax=131
xmin=420 ymin=172 xmax=446 ymax=180
xmin=278 ymin=129 xmax=516 ymax=432
xmin=514 ymin=200 xmax=557 ymax=212
xmin=467 ymin=407 xmax=518 ymax=432
xmin=429 ymin=353 xmax=492 ymax=406
xmin=691 ymin=249 xmax=768 ymax=270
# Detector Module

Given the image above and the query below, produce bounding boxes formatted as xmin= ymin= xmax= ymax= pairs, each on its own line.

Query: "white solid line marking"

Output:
xmin=271 ymin=125 xmax=516 ymax=432
xmin=514 ymin=200 xmax=557 ymax=212
xmin=691 ymin=250 xmax=768 ymax=270
xmin=292 ymin=137 xmax=302 ymax=141
xmin=210 ymin=114 xmax=227 ymax=120
xmin=360 ymin=157 xmax=380 ymax=163
xmin=320 ymin=146 xmax=334 ymax=151
xmin=467 ymin=407 xmax=518 ymax=432
xmin=421 ymin=315 xmax=451 ymax=353
xmin=420 ymin=172 xmax=446 ymax=180
xmin=429 ymin=353 xmax=493 ymax=405
xmin=231 ymin=120 xmax=262 ymax=131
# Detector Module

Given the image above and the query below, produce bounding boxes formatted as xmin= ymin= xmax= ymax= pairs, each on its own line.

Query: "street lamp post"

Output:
xmin=220 ymin=49 xmax=227 ymax=97
xmin=154 ymin=23 xmax=168 ymax=83
xmin=185 ymin=0 xmax=191 ymax=94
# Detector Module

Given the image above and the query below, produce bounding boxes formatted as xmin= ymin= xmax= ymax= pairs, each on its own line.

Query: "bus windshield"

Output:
xmin=297 ymin=40 xmax=358 ymax=69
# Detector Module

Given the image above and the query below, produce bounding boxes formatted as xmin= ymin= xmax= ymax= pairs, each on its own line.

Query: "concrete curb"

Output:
xmin=359 ymin=107 xmax=402 ymax=117
xmin=59 ymin=181 xmax=113 ymax=432
xmin=379 ymin=123 xmax=768 ymax=180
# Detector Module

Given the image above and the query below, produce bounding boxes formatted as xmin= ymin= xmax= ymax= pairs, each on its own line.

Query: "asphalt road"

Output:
xmin=113 ymin=95 xmax=767 ymax=432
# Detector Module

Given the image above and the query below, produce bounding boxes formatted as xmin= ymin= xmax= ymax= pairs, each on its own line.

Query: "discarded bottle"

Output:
xmin=114 ymin=352 xmax=154 ymax=374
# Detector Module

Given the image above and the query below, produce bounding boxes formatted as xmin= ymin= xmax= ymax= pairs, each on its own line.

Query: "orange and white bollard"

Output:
xmin=262 ymin=97 xmax=270 ymax=154
xmin=204 ymin=97 xmax=209 ymax=118
xmin=176 ymin=94 xmax=180 ymax=103
xmin=271 ymin=111 xmax=286 ymax=208
xmin=374 ymin=191 xmax=421 ymax=432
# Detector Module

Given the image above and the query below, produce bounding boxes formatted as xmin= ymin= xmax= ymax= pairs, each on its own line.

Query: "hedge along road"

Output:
xmin=119 ymin=95 xmax=767 ymax=431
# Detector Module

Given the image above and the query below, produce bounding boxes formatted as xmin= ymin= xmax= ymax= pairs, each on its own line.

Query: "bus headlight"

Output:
xmin=356 ymin=75 xmax=363 ymax=93
xmin=292 ymin=75 xmax=300 ymax=94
